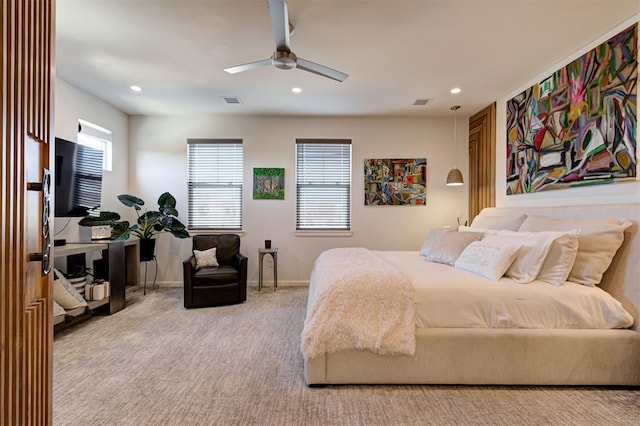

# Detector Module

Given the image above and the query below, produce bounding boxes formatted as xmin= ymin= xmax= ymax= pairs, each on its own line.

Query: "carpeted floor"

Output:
xmin=53 ymin=287 xmax=640 ymax=425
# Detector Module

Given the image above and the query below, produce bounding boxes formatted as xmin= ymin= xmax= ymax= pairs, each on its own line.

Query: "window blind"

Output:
xmin=187 ymin=139 xmax=243 ymax=230
xmin=72 ymin=144 xmax=104 ymax=211
xmin=296 ymin=139 xmax=351 ymax=230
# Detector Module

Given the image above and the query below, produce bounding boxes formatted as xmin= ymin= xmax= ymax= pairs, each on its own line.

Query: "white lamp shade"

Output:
xmin=446 ymin=168 xmax=464 ymax=186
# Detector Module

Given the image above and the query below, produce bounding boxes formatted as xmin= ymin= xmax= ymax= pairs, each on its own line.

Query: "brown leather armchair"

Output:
xmin=183 ymin=234 xmax=247 ymax=308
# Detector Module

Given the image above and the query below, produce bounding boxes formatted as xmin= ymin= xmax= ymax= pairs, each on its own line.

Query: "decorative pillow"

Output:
xmin=518 ymin=215 xmax=632 ymax=286
xmin=53 ymin=269 xmax=88 ymax=310
xmin=470 ymin=213 xmax=527 ymax=231
xmin=485 ymin=230 xmax=569 ymax=283
xmin=53 ymin=300 xmax=66 ymax=318
xmin=536 ymin=231 xmax=580 ymax=286
xmin=458 ymin=225 xmax=498 ymax=235
xmin=422 ymin=231 xmax=483 ymax=266
xmin=194 ymin=247 xmax=219 ymax=269
xmin=419 ymin=226 xmax=456 ymax=257
xmin=454 ymin=241 xmax=522 ymax=281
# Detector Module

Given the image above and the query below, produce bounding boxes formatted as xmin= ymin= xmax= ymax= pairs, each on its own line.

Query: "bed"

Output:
xmin=302 ymin=204 xmax=640 ymax=385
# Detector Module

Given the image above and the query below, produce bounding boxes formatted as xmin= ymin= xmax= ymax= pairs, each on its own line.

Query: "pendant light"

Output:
xmin=446 ymin=105 xmax=464 ymax=186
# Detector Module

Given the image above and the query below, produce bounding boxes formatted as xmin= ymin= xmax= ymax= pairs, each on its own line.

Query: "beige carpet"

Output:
xmin=53 ymin=287 xmax=640 ymax=425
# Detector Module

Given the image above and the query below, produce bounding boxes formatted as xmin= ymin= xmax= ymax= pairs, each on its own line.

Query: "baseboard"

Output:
xmin=153 ymin=280 xmax=310 ymax=288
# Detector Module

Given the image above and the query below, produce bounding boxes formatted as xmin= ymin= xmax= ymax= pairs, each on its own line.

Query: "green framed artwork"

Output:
xmin=253 ymin=168 xmax=285 ymax=200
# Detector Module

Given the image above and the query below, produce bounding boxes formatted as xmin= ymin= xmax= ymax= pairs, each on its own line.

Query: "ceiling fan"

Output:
xmin=224 ymin=0 xmax=349 ymax=82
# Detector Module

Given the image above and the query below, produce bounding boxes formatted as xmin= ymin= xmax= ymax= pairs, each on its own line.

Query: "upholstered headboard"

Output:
xmin=482 ymin=204 xmax=640 ymax=332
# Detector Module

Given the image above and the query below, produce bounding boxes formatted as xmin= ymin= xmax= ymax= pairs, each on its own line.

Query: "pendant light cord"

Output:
xmin=451 ymin=105 xmax=460 ymax=167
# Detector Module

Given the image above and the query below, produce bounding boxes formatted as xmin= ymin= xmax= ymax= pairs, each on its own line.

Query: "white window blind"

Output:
xmin=296 ymin=139 xmax=351 ymax=230
xmin=187 ymin=139 xmax=243 ymax=230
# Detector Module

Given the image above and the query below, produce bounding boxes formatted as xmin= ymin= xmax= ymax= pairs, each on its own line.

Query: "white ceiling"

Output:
xmin=56 ymin=0 xmax=639 ymax=118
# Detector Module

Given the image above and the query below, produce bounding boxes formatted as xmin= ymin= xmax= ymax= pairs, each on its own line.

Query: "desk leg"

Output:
xmin=273 ymin=253 xmax=277 ymax=292
xmin=258 ymin=252 xmax=264 ymax=291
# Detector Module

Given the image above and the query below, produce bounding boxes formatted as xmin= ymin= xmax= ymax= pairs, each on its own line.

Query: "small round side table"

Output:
xmin=258 ymin=248 xmax=278 ymax=291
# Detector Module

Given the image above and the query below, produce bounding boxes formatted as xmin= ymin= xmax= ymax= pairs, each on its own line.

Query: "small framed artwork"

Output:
xmin=253 ymin=168 xmax=285 ymax=200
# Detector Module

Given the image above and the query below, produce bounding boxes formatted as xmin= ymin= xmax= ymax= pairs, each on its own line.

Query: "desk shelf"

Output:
xmin=53 ymin=240 xmax=140 ymax=331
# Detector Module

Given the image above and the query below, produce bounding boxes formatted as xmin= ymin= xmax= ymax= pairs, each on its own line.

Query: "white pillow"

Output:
xmin=419 ymin=226 xmax=456 ymax=257
xmin=518 ymin=215 xmax=632 ymax=286
xmin=486 ymin=230 xmax=568 ymax=283
xmin=454 ymin=241 xmax=522 ymax=281
xmin=470 ymin=213 xmax=527 ymax=231
xmin=53 ymin=269 xmax=88 ymax=310
xmin=53 ymin=300 xmax=66 ymax=318
xmin=536 ymin=231 xmax=580 ymax=286
xmin=458 ymin=225 xmax=498 ymax=235
xmin=422 ymin=231 xmax=483 ymax=266
xmin=194 ymin=247 xmax=219 ymax=269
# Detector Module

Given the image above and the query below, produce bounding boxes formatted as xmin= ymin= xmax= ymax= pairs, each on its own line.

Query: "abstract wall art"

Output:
xmin=506 ymin=23 xmax=637 ymax=194
xmin=253 ymin=168 xmax=285 ymax=200
xmin=364 ymin=158 xmax=427 ymax=205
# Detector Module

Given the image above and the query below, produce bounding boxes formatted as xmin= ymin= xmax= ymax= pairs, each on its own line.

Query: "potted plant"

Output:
xmin=79 ymin=192 xmax=189 ymax=261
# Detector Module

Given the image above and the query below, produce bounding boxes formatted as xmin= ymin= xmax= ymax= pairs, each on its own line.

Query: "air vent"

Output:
xmin=222 ymin=96 xmax=242 ymax=104
xmin=413 ymin=98 xmax=432 ymax=106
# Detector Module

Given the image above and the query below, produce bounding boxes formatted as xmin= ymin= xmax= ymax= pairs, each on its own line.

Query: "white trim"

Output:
xmin=187 ymin=230 xmax=246 ymax=237
xmin=294 ymin=230 xmax=353 ymax=237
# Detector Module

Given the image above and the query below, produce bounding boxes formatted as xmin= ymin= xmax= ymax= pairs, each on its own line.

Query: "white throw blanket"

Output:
xmin=301 ymin=248 xmax=416 ymax=360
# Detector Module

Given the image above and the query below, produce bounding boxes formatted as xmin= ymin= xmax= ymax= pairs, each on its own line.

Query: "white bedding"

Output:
xmin=378 ymin=251 xmax=634 ymax=330
xmin=301 ymin=248 xmax=415 ymax=360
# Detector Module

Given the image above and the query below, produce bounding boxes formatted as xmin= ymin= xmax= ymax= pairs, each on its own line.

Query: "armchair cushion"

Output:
xmin=193 ymin=265 xmax=239 ymax=286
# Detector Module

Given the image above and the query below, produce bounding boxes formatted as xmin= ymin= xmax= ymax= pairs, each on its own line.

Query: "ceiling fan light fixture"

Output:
xmin=292 ymin=87 xmax=302 ymax=94
xmin=272 ymin=50 xmax=297 ymax=70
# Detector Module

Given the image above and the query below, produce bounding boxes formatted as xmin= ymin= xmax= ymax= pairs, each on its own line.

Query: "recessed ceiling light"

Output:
xmin=292 ymin=87 xmax=302 ymax=94
xmin=450 ymin=87 xmax=462 ymax=94
xmin=130 ymin=85 xmax=142 ymax=92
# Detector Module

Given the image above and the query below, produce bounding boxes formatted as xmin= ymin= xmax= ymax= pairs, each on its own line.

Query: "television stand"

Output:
xmin=53 ymin=240 xmax=140 ymax=315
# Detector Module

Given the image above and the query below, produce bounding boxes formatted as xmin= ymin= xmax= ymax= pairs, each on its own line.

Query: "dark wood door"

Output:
xmin=2 ymin=0 xmax=55 ymax=424
xmin=468 ymin=103 xmax=496 ymax=221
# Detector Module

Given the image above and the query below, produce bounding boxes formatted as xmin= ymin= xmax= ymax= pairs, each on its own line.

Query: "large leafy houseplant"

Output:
xmin=79 ymin=192 xmax=189 ymax=260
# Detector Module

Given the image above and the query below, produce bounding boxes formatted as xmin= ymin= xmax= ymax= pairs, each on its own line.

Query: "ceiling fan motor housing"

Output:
xmin=272 ymin=50 xmax=297 ymax=70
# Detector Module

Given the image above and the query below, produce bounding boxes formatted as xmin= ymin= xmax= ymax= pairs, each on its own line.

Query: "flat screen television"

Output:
xmin=54 ymin=137 xmax=104 ymax=217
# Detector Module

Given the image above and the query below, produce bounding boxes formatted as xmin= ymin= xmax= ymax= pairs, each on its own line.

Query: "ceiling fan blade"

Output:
xmin=267 ymin=0 xmax=291 ymax=51
xmin=296 ymin=57 xmax=349 ymax=82
xmin=224 ymin=59 xmax=272 ymax=74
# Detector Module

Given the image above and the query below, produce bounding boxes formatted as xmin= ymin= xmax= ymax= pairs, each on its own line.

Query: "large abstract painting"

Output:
xmin=506 ymin=24 xmax=637 ymax=194
xmin=364 ymin=158 xmax=427 ymax=205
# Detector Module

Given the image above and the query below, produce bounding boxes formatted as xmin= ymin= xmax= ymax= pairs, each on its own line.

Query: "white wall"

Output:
xmin=54 ymin=78 xmax=129 ymax=242
xmin=495 ymin=15 xmax=640 ymax=209
xmin=128 ymin=115 xmax=468 ymax=285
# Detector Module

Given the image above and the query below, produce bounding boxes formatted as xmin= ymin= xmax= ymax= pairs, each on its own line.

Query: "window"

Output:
xmin=296 ymin=139 xmax=351 ymax=231
xmin=77 ymin=119 xmax=112 ymax=171
xmin=72 ymin=144 xmax=103 ymax=212
xmin=187 ymin=139 xmax=243 ymax=230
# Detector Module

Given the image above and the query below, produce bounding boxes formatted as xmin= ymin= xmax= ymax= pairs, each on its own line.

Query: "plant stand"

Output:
xmin=142 ymin=256 xmax=158 ymax=295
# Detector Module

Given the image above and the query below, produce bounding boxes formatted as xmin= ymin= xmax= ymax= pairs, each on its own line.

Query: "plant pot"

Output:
xmin=139 ymin=238 xmax=156 ymax=262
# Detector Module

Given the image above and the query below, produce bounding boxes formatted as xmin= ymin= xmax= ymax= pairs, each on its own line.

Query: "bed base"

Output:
xmin=305 ymin=204 xmax=640 ymax=386
xmin=305 ymin=328 xmax=640 ymax=385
